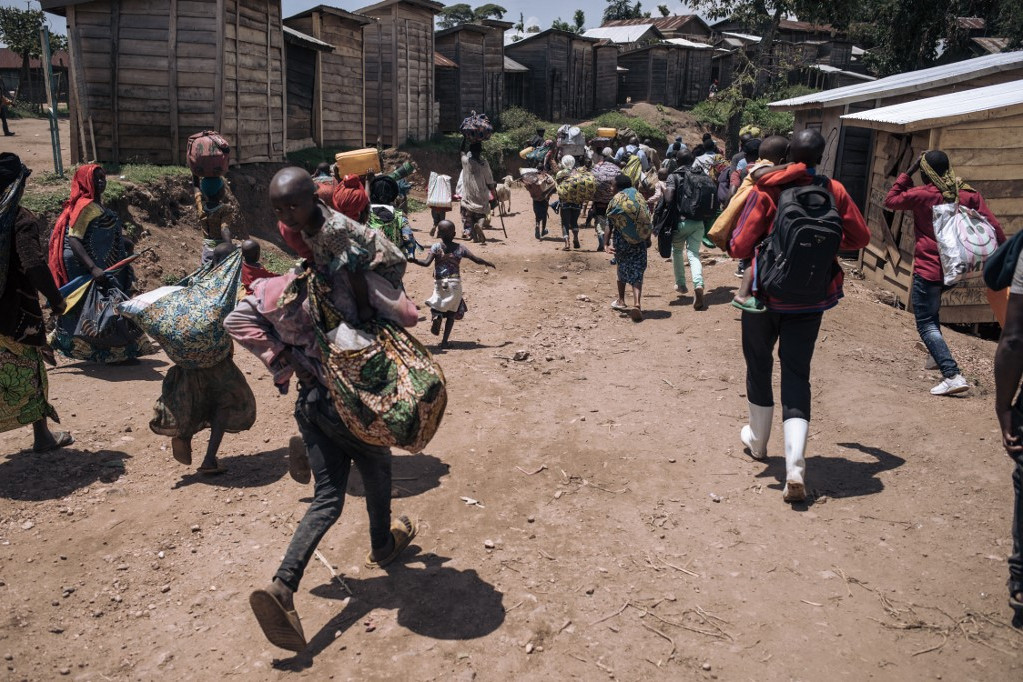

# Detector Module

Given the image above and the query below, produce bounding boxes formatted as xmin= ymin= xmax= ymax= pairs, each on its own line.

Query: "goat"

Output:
xmin=494 ymin=175 xmax=514 ymax=215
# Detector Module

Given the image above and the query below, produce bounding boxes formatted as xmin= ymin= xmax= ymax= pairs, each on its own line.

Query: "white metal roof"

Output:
xmin=809 ymin=63 xmax=876 ymax=81
xmin=770 ymin=50 xmax=1023 ymax=110
xmin=581 ymin=25 xmax=660 ymax=43
xmin=504 ymin=55 xmax=529 ymax=73
xmin=721 ymin=31 xmax=761 ymax=43
xmin=839 ymin=78 xmax=1023 ymax=132
xmin=665 ymin=37 xmax=712 ymax=50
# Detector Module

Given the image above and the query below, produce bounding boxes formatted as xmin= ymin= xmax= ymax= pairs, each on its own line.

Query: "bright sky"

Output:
xmin=2 ymin=0 xmax=700 ymax=38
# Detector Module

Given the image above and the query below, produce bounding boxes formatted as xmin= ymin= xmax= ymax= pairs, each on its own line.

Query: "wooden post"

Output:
xmin=110 ymin=0 xmax=120 ymax=163
xmin=928 ymin=127 xmax=943 ymax=150
xmin=278 ymin=3 xmax=285 ymax=160
xmin=391 ymin=6 xmax=399 ymax=146
xmin=266 ymin=7 xmax=273 ymax=159
xmin=65 ymin=5 xmax=89 ymax=163
xmin=168 ymin=0 xmax=179 ymax=165
xmin=361 ymin=28 xmax=366 ymax=147
xmin=313 ymin=10 xmax=323 ymax=147
xmin=234 ymin=1 xmax=241 ymax=156
xmin=214 ymin=0 xmax=224 ymax=134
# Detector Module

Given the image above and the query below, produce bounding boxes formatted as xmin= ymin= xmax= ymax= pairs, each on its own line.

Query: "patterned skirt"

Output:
xmin=613 ymin=231 xmax=648 ymax=287
xmin=0 ymin=335 xmax=58 ymax=434
xmin=149 ymin=355 xmax=256 ymax=439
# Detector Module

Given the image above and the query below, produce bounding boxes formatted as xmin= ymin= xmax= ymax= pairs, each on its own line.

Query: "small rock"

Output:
xmin=527 ymin=515 xmax=535 ymax=523
xmin=48 ymin=626 xmax=64 ymax=634
xmin=523 ymin=268 xmax=529 ymax=272
xmin=554 ymin=491 xmax=564 ymax=499
xmin=20 ymin=521 xmax=34 ymax=530
xmin=190 ymin=525 xmax=200 ymax=533
xmin=709 ymin=493 xmax=722 ymax=503
xmin=59 ymin=667 xmax=70 ymax=675
xmin=2 ymin=655 xmax=11 ymax=661
xmin=124 ymin=426 xmax=132 ymax=433
xmin=160 ymin=585 xmax=170 ymax=594
xmin=263 ymin=437 xmax=270 ymax=444
xmin=525 ymin=643 xmax=534 ymax=654
xmin=576 ymin=294 xmax=591 ymax=302
xmin=585 ymin=586 xmax=595 ymax=595
xmin=513 ymin=350 xmax=530 ymax=362
xmin=668 ymin=457 xmax=677 ymax=463
xmin=116 ymin=564 xmax=129 ymax=571
xmin=559 ymin=275 xmax=567 ymax=280
xmin=702 ymin=662 xmax=712 ymax=671
xmin=483 ymin=539 xmax=495 ymax=549
xmin=157 ymin=551 xmax=165 ymax=559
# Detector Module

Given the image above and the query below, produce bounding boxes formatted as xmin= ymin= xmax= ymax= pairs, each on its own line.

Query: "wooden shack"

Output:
xmin=282 ymin=26 xmax=333 ymax=150
xmin=284 ymin=6 xmax=373 ymax=149
xmin=603 ymin=15 xmax=713 ymax=42
xmin=593 ymin=41 xmax=619 ymax=113
xmin=841 ymin=80 xmax=1023 ymax=324
xmin=504 ymin=29 xmax=599 ymax=121
xmin=504 ymin=55 xmax=530 ymax=110
xmin=434 ymin=21 xmax=509 ymax=133
xmin=769 ymin=51 xmax=1023 ymax=213
xmin=617 ymin=42 xmax=710 ymax=107
xmin=359 ymin=0 xmax=442 ymax=146
xmin=42 ymin=0 xmax=287 ymax=166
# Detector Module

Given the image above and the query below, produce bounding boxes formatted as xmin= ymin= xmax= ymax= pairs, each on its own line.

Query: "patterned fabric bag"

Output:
xmin=526 ymin=145 xmax=551 ymax=165
xmin=607 ymin=188 xmax=652 ymax=245
xmin=128 ymin=250 xmax=242 ymax=369
xmin=186 ymin=130 xmax=231 ymax=178
xmin=557 ymin=169 xmax=597 ymax=205
xmin=459 ymin=111 xmax=493 ymax=143
xmin=591 ymin=162 xmax=620 ymax=205
xmin=308 ymin=271 xmax=447 ymax=452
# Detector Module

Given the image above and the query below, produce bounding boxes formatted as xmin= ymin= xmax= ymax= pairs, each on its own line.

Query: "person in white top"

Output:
xmin=458 ymin=140 xmax=496 ymax=243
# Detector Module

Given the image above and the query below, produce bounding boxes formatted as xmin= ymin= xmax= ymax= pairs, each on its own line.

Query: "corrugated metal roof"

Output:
xmin=283 ymin=26 xmax=334 ymax=51
xmin=581 ymin=25 xmax=662 ymax=43
xmin=434 ymin=51 xmax=458 ymax=69
xmin=809 ymin=63 xmax=877 ymax=81
xmin=604 ymin=15 xmax=708 ymax=33
xmin=972 ymin=37 xmax=1009 ymax=54
xmin=0 ymin=47 xmax=68 ymax=70
xmin=769 ymin=51 xmax=1023 ymax=110
xmin=721 ymin=31 xmax=761 ymax=43
xmin=957 ymin=16 xmax=986 ymax=30
xmin=503 ymin=56 xmax=528 ymax=73
xmin=839 ymin=78 xmax=1023 ymax=132
xmin=665 ymin=37 xmax=712 ymax=50
xmin=286 ymin=5 xmax=374 ymax=25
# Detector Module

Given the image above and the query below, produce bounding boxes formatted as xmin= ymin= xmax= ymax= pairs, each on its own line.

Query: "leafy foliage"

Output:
xmin=657 ymin=4 xmax=671 ymax=16
xmin=437 ymin=3 xmax=507 ymax=29
xmin=602 ymin=0 xmax=651 ymax=23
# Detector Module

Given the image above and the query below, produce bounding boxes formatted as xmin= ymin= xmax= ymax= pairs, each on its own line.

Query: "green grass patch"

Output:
xmin=591 ymin=111 xmax=666 ymax=145
xmin=104 ymin=164 xmax=191 ymax=185
xmin=20 ymin=188 xmax=68 ymax=215
xmin=261 ymin=248 xmax=299 ymax=275
xmin=404 ymin=196 xmax=428 ymax=214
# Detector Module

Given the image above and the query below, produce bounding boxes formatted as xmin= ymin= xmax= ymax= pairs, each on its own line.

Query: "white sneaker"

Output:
xmin=930 ymin=374 xmax=969 ymax=396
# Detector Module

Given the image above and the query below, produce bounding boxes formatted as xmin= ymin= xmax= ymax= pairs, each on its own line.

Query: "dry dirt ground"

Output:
xmin=3 ymin=116 xmax=71 ymax=175
xmin=1 ymin=154 xmax=1022 ymax=680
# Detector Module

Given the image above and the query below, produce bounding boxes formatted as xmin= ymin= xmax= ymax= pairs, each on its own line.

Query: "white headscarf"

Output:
xmin=561 ymin=155 xmax=576 ymax=171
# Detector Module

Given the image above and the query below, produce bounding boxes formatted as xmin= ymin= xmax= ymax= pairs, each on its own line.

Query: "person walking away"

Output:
xmin=1 ymin=89 xmax=14 ymax=136
xmin=614 ymin=136 xmax=649 ymax=171
xmin=409 ymin=219 xmax=496 ymax=349
xmin=241 ymin=239 xmax=276 ymax=294
xmin=0 ymin=153 xmax=72 ymax=451
xmin=194 ymin=176 xmax=234 ymax=266
xmin=459 ymin=141 xmax=496 ymax=243
xmin=729 ymin=130 xmax=870 ymax=503
xmin=666 ymin=136 xmax=686 ymax=159
xmin=639 ymin=139 xmax=659 ymax=170
xmin=555 ymin=156 xmax=583 ymax=250
xmin=663 ymin=150 xmax=712 ymax=310
xmin=994 ymin=252 xmax=1023 ymax=628
xmin=885 ymin=150 xmax=1003 ymax=396
xmin=225 ymin=269 xmax=417 ymax=652
xmin=590 ymin=150 xmax=621 ymax=252
xmin=606 ymin=174 xmax=651 ymax=322
xmin=527 ymin=127 xmax=545 ymax=150
xmin=525 ymin=171 xmax=555 ymax=240
xmin=47 ymin=164 xmax=154 ymax=363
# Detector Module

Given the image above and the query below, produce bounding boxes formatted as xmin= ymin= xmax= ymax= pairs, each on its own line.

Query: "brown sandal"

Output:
xmin=365 ymin=516 xmax=418 ymax=569
xmin=249 ymin=589 xmax=307 ymax=652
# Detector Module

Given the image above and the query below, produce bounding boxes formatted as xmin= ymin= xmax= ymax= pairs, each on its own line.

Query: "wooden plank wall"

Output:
xmin=435 ymin=31 xmax=484 ymax=132
xmin=505 ymin=37 xmax=551 ymax=119
xmin=288 ymin=12 xmax=367 ymax=148
xmin=482 ymin=25 xmax=504 ymax=118
xmin=567 ymin=38 xmax=594 ymax=119
xmin=548 ymin=34 xmax=569 ymax=121
xmin=285 ymin=41 xmax=314 ymax=142
xmin=593 ymin=45 xmax=617 ymax=113
xmin=363 ymin=17 xmax=395 ymax=145
xmin=616 ymin=50 xmax=650 ymax=104
xmin=681 ymin=49 xmax=711 ymax=105
xmin=222 ymin=0 xmax=286 ymax=163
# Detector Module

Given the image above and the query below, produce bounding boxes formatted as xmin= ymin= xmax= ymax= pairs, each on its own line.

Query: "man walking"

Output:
xmin=729 ymin=129 xmax=870 ymax=503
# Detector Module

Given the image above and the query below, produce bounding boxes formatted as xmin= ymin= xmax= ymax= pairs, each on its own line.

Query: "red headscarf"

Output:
xmin=332 ymin=174 xmax=369 ymax=222
xmin=48 ymin=163 xmax=102 ymax=287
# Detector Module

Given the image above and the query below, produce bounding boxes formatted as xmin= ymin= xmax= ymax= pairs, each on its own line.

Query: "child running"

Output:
xmin=409 ymin=219 xmax=496 ymax=349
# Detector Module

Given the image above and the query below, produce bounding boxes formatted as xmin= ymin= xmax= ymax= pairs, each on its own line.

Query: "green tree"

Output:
xmin=573 ymin=10 xmax=586 ymax=31
xmin=473 ymin=3 xmax=507 ymax=20
xmin=0 ymin=7 xmax=66 ymax=105
xmin=602 ymin=0 xmax=652 ymax=23
xmin=526 ymin=25 xmax=540 ymax=33
xmin=658 ymin=4 xmax=671 ymax=16
xmin=438 ymin=3 xmax=475 ymax=29
xmin=515 ymin=11 xmax=525 ymax=32
xmin=551 ymin=17 xmax=573 ymax=31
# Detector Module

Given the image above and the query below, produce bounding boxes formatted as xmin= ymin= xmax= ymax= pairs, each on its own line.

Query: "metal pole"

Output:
xmin=39 ymin=26 xmax=63 ymax=177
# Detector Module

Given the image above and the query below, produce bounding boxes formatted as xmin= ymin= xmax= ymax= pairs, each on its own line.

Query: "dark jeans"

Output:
xmin=742 ymin=310 xmax=823 ymax=421
xmin=274 ymin=383 xmax=392 ymax=592
xmin=0 ymin=106 xmax=10 ymax=135
xmin=911 ymin=274 xmax=959 ymax=378
xmin=532 ymin=200 xmax=548 ymax=227
xmin=561 ymin=204 xmax=581 ymax=238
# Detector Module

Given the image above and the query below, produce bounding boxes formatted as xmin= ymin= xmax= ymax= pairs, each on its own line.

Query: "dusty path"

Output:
xmin=1 ymin=185 xmax=1020 ymax=680
xmin=3 ymin=116 xmax=72 ymax=175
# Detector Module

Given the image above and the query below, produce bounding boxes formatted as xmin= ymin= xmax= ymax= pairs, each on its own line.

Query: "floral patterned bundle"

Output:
xmin=308 ymin=271 xmax=447 ymax=453
xmin=557 ymin=169 xmax=597 ymax=205
xmin=130 ymin=250 xmax=242 ymax=369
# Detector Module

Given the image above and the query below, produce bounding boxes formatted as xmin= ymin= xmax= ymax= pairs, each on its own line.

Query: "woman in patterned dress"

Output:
xmin=605 ymin=174 xmax=652 ymax=322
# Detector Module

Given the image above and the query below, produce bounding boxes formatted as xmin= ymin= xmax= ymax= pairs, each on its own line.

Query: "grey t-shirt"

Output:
xmin=1011 ymin=250 xmax=1023 ymax=295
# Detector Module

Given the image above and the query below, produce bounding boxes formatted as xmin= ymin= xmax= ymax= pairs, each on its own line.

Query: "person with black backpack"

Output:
xmin=729 ymin=129 xmax=870 ymax=504
xmin=660 ymin=149 xmax=719 ymax=310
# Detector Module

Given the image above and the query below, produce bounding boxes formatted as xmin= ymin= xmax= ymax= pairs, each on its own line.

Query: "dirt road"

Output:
xmin=3 ymin=116 xmax=71 ymax=175
xmin=1 ymin=185 xmax=1020 ymax=680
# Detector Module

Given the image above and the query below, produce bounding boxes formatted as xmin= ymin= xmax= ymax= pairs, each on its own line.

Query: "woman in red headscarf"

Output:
xmin=48 ymin=164 xmax=153 ymax=363
xmin=332 ymin=174 xmax=370 ymax=222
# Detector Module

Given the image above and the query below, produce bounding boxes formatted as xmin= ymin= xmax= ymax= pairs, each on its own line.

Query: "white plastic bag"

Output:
xmin=932 ymin=202 xmax=1000 ymax=285
xmin=427 ymin=172 xmax=452 ymax=209
xmin=326 ymin=322 xmax=376 ymax=351
xmin=117 ymin=285 xmax=184 ymax=318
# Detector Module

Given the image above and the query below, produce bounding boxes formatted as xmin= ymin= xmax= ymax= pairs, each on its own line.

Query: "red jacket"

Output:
xmin=883 ymin=173 xmax=1003 ymax=283
xmin=242 ymin=261 xmax=277 ymax=294
xmin=729 ymin=163 xmax=871 ymax=313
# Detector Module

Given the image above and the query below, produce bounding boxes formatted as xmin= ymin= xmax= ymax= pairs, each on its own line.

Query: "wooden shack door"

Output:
xmin=286 ymin=43 xmax=315 ymax=143
xmin=834 ymin=102 xmax=876 ymax=213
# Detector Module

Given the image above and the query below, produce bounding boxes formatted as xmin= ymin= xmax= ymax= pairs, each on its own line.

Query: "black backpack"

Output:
xmin=756 ymin=177 xmax=844 ymax=305
xmin=677 ymin=169 xmax=719 ymax=220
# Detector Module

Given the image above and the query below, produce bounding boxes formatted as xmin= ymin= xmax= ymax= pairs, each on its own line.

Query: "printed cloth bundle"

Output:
xmin=520 ymin=170 xmax=556 ymax=202
xmin=557 ymin=169 xmax=597 ymax=205
xmin=607 ymin=187 xmax=652 ymax=244
xmin=590 ymin=162 xmax=620 ymax=205
xmin=124 ymin=250 xmax=242 ymax=369
xmin=460 ymin=111 xmax=493 ymax=143
xmin=525 ymin=145 xmax=551 ymax=165
xmin=307 ymin=270 xmax=447 ymax=452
